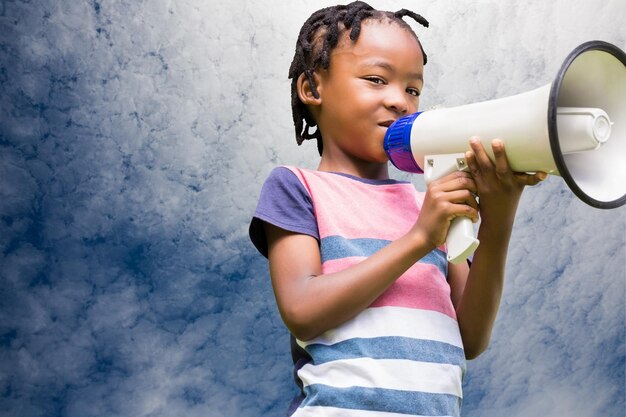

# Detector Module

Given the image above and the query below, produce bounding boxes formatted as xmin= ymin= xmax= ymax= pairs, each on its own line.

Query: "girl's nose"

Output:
xmin=383 ymin=87 xmax=411 ymax=114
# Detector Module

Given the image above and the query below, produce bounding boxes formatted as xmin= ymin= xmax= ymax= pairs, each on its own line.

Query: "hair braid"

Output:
xmin=288 ymin=1 xmax=429 ymax=155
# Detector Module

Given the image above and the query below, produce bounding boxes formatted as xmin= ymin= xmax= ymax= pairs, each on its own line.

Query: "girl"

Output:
xmin=250 ymin=2 xmax=545 ymax=416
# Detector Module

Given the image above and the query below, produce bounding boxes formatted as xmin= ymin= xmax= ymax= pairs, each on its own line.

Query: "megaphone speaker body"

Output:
xmin=384 ymin=40 xmax=626 ymax=263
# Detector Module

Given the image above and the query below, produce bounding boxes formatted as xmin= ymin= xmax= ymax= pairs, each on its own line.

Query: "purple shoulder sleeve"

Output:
xmin=249 ymin=167 xmax=319 ymax=258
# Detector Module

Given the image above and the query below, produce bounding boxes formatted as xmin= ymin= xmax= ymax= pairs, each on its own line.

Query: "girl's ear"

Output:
xmin=296 ymin=72 xmax=322 ymax=106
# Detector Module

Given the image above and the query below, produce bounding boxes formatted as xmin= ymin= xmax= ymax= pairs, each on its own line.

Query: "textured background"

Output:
xmin=1 ymin=1 xmax=625 ymax=416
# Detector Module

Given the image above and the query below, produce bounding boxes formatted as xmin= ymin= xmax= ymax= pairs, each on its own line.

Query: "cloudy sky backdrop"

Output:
xmin=1 ymin=0 xmax=624 ymax=416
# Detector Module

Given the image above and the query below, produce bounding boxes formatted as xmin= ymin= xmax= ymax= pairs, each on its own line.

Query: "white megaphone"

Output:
xmin=384 ymin=40 xmax=626 ymax=264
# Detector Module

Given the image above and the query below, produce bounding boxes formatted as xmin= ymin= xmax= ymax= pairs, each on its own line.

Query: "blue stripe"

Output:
xmin=421 ymin=250 xmax=448 ymax=275
xmin=305 ymin=336 xmax=466 ymax=368
xmin=320 ymin=236 xmax=389 ymax=263
xmin=320 ymin=236 xmax=448 ymax=274
xmin=301 ymin=384 xmax=461 ymax=416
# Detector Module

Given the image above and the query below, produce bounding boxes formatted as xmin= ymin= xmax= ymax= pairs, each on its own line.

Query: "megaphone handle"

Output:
xmin=446 ymin=217 xmax=480 ymax=264
xmin=424 ymin=153 xmax=481 ymax=264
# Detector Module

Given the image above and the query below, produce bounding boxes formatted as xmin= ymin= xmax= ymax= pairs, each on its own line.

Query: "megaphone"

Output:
xmin=384 ymin=40 xmax=626 ymax=264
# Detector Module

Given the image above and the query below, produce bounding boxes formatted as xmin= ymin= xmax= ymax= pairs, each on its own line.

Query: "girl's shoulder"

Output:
xmin=250 ymin=166 xmax=318 ymax=257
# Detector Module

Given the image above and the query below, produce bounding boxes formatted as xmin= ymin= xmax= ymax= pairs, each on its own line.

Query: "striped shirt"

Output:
xmin=250 ymin=167 xmax=466 ymax=417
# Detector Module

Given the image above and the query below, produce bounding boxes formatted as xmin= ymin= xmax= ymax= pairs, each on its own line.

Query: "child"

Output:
xmin=249 ymin=2 xmax=545 ymax=416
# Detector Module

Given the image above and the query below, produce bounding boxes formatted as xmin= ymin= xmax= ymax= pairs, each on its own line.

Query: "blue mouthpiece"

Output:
xmin=383 ymin=112 xmax=423 ymax=174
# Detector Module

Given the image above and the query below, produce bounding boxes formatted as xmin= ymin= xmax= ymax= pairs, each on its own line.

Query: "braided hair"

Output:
xmin=288 ymin=1 xmax=429 ymax=155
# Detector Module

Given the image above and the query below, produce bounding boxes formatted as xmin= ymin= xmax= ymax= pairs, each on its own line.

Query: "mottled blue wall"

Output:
xmin=1 ymin=1 xmax=624 ymax=416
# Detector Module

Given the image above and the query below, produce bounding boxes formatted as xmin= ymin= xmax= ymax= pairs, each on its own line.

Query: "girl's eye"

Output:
xmin=407 ymin=88 xmax=421 ymax=97
xmin=366 ymin=76 xmax=386 ymax=85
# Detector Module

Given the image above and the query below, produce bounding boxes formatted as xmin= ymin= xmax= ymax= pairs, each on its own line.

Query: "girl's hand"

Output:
xmin=465 ymin=137 xmax=546 ymax=227
xmin=412 ymin=170 xmax=479 ymax=250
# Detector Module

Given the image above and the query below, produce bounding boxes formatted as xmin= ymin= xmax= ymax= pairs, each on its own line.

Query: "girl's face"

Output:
xmin=313 ymin=20 xmax=424 ymax=168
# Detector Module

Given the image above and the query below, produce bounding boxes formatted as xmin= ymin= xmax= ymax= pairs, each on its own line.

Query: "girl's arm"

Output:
xmin=450 ymin=138 xmax=545 ymax=359
xmin=266 ymin=170 xmax=479 ymax=342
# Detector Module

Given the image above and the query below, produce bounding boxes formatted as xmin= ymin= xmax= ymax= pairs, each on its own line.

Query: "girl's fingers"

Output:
xmin=514 ymin=171 xmax=548 ymax=186
xmin=491 ymin=139 xmax=513 ymax=177
xmin=431 ymin=171 xmax=477 ymax=194
xmin=489 ymin=138 xmax=548 ymax=186
xmin=468 ymin=137 xmax=493 ymax=171
xmin=465 ymin=148 xmax=479 ymax=178
xmin=427 ymin=188 xmax=479 ymax=223
xmin=445 ymin=189 xmax=479 ymax=210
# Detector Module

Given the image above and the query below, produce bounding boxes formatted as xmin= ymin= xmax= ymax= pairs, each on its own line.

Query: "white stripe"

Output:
xmin=298 ymin=306 xmax=462 ymax=348
xmin=298 ymin=357 xmax=463 ymax=397
xmin=292 ymin=405 xmax=454 ymax=417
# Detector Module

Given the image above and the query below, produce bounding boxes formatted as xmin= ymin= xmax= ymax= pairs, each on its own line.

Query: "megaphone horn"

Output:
xmin=384 ymin=40 xmax=626 ymax=264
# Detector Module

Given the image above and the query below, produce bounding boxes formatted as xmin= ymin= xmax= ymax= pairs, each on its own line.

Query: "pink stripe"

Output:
xmin=285 ymin=167 xmax=423 ymax=240
xmin=322 ymin=258 xmax=457 ymax=319
xmin=370 ymin=263 xmax=457 ymax=319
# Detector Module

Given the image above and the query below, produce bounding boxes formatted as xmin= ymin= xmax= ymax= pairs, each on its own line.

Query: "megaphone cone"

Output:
xmin=549 ymin=41 xmax=626 ymax=208
xmin=384 ymin=40 xmax=626 ymax=263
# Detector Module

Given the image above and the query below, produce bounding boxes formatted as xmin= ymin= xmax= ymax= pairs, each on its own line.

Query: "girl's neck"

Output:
xmin=317 ymin=155 xmax=390 ymax=180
